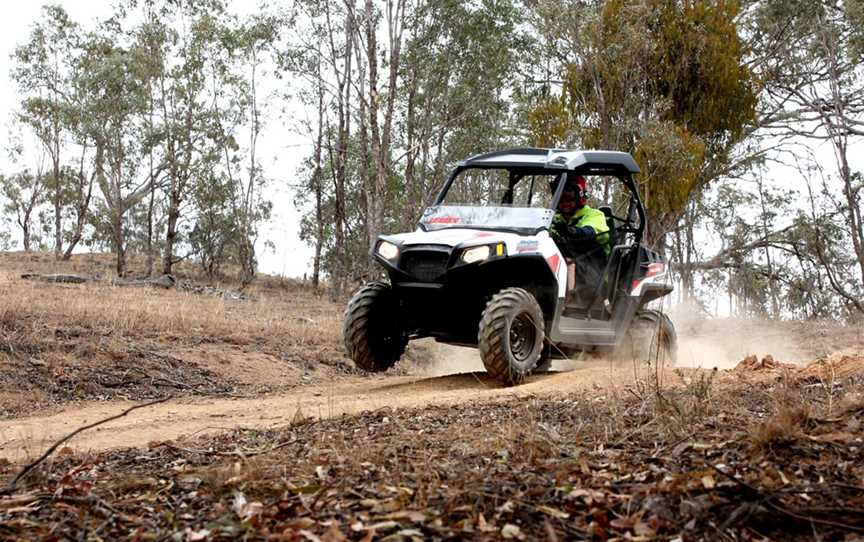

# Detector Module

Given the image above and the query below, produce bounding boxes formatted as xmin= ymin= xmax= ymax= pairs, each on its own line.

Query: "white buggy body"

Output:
xmin=344 ymin=148 xmax=677 ymax=385
xmin=385 ymin=227 xmax=570 ymax=299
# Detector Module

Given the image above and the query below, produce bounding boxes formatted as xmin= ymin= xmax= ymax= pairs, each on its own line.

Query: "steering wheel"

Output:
xmin=608 ymin=212 xmax=640 ymax=235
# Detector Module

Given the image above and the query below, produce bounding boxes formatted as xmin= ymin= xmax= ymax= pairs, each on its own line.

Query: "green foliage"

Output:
xmin=526 ymin=95 xmax=571 ymax=148
xmin=10 ymin=5 xmax=84 ymax=253
xmin=0 ymin=170 xmax=46 ymax=250
xmin=849 ymin=0 xmax=864 ymax=59
xmin=1 ymin=0 xmax=278 ymax=278
xmin=189 ymin=174 xmax=238 ymax=279
xmin=395 ymin=0 xmax=530 ymax=218
xmin=0 ymin=229 xmax=12 ymax=251
xmin=528 ymin=0 xmax=757 ymax=243
xmin=292 ymin=0 xmax=533 ymax=283
xmin=634 ymin=121 xmax=705 ymax=214
xmin=646 ymin=0 xmax=756 ymax=144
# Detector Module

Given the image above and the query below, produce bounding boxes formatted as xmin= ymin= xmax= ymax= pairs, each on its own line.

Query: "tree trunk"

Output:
xmin=162 ymin=199 xmax=179 ymax=276
xmin=329 ymin=1 xmax=354 ymax=299
xmin=159 ymin=67 xmax=188 ymax=278
xmin=113 ymin=207 xmax=126 ymax=277
xmin=22 ymin=220 xmax=31 ymax=252
xmin=312 ymin=52 xmax=326 ymax=289
xmin=52 ymin=104 xmax=63 ymax=259
xmin=146 ymin=179 xmax=156 ymax=276
xmin=52 ymin=159 xmax=62 ymax=258
xmin=62 ymin=144 xmax=96 ymax=261
xmin=239 ymin=50 xmax=262 ymax=285
xmin=364 ymin=0 xmax=380 ymax=278
xmin=146 ymin=91 xmax=157 ymax=277
xmin=403 ymin=70 xmax=417 ymax=227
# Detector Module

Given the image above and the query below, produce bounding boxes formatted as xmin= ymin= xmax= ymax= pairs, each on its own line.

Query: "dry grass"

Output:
xmin=0 ymin=251 xmax=348 ymax=352
xmin=0 ymin=250 xmax=236 ymax=282
xmin=751 ymin=404 xmax=812 ymax=450
xmin=0 ymin=272 xmax=341 ymax=350
xmin=0 ymin=251 xmax=356 ymax=416
xmin=1 ymin=252 xmax=863 ymax=539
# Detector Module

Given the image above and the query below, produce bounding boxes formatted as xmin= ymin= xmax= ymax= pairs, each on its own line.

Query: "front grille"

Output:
xmin=401 ymin=250 xmax=449 ymax=282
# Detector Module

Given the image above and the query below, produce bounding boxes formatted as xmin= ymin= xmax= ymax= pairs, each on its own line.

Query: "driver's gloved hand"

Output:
xmin=566 ymin=225 xmax=597 ymax=243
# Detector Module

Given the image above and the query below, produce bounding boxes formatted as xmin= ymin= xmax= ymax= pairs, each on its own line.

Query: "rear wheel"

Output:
xmin=478 ymin=288 xmax=545 ymax=385
xmin=343 ymin=282 xmax=408 ymax=372
xmin=617 ymin=309 xmax=677 ymax=366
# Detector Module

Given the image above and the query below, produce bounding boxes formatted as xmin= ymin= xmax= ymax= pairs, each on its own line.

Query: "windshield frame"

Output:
xmin=434 ymin=165 xmax=569 ymax=209
xmin=429 ymin=163 xmax=646 ymax=242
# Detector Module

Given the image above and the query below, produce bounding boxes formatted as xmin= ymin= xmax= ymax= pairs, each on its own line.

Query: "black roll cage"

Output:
xmin=431 ymin=164 xmax=647 ymax=245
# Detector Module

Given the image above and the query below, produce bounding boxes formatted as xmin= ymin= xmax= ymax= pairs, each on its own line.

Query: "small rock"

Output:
xmin=501 ymin=524 xmax=524 ymax=540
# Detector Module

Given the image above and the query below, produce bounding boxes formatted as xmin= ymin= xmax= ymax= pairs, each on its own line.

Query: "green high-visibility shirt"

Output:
xmin=552 ymin=205 xmax=611 ymax=255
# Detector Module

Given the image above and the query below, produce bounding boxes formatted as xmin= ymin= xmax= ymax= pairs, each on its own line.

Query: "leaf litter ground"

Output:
xmin=1 ymin=356 xmax=863 ymax=541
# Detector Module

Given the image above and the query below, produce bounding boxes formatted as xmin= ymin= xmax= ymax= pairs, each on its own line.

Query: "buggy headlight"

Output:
xmin=377 ymin=241 xmax=399 ymax=261
xmin=461 ymin=245 xmax=491 ymax=264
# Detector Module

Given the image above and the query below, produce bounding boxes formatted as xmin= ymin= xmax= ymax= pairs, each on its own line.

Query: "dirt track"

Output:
xmin=4 ymin=335 xmax=862 ymax=463
xmin=0 ymin=353 xmax=643 ymax=462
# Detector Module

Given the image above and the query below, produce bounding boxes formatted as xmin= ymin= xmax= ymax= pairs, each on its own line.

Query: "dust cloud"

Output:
xmin=423 ymin=342 xmax=486 ymax=377
xmin=672 ymin=315 xmax=812 ymax=369
xmin=424 ymin=341 xmax=619 ymax=376
xmin=420 ymin=316 xmax=818 ymax=375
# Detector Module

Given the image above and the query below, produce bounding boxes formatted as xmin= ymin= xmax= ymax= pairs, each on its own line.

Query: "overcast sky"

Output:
xmin=0 ymin=1 xmax=315 ymax=277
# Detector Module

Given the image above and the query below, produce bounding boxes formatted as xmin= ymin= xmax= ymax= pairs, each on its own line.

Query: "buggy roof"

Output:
xmin=458 ymin=147 xmax=640 ymax=174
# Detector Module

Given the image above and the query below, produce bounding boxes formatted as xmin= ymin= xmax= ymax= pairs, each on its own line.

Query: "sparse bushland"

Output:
xmin=1 ymin=251 xmax=863 ymax=540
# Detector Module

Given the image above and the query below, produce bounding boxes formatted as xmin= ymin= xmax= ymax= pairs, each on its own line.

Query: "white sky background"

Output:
xmin=0 ymin=1 xmax=315 ymax=277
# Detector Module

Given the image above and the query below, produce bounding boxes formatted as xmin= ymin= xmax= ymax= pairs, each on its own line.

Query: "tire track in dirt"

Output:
xmin=0 ymin=357 xmax=646 ymax=462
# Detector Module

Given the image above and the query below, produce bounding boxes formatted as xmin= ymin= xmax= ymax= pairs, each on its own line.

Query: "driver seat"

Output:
xmin=596 ymin=206 xmax=627 ymax=305
xmin=598 ymin=206 xmax=619 ymax=246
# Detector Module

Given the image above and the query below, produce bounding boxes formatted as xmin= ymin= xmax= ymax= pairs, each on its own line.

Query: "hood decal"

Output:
xmin=390 ymin=228 xmax=520 ymax=248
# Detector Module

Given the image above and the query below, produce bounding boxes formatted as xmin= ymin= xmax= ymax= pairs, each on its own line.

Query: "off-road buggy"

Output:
xmin=343 ymin=148 xmax=677 ymax=385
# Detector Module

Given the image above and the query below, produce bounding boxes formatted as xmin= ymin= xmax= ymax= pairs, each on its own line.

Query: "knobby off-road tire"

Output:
xmin=534 ymin=344 xmax=553 ymax=373
xmin=478 ymin=288 xmax=545 ymax=386
xmin=343 ymin=282 xmax=408 ymax=372
xmin=618 ymin=309 xmax=677 ymax=366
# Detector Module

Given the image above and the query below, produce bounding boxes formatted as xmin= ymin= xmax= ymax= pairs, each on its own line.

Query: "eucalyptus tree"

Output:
xmin=281 ymin=0 xmax=343 ymax=288
xmin=76 ymin=22 xmax=152 ymax=276
xmin=130 ymin=1 xmax=170 ymax=274
xmin=344 ymin=0 xmax=407 ymax=275
xmin=291 ymin=0 xmax=356 ymax=296
xmin=0 ymin=127 xmax=46 ymax=252
xmin=218 ymin=13 xmax=280 ymax=283
xmin=398 ymin=0 xmax=528 ymax=226
xmin=11 ymin=5 xmax=80 ymax=257
xmin=749 ymin=0 xmax=864 ymax=311
xmin=126 ymin=0 xmax=229 ymax=276
xmin=288 ymin=0 xmax=530 ymax=288
xmin=0 ymin=171 xmax=44 ymax=252
xmin=526 ymin=0 xmax=757 ymax=249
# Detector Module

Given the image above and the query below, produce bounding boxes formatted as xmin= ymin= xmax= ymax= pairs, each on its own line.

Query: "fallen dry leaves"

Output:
xmin=1 ymin=365 xmax=862 ymax=541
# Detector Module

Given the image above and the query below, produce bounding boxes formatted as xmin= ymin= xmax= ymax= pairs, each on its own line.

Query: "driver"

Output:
xmin=550 ymin=175 xmax=610 ymax=256
xmin=550 ymin=176 xmax=610 ymax=303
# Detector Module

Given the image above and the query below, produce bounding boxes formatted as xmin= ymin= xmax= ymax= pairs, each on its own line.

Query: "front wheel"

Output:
xmin=343 ymin=282 xmax=408 ymax=372
xmin=533 ymin=344 xmax=553 ymax=373
xmin=478 ymin=288 xmax=545 ymax=386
